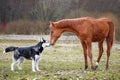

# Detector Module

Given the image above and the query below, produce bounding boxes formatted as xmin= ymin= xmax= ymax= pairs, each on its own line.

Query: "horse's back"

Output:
xmin=54 ymin=17 xmax=114 ymax=42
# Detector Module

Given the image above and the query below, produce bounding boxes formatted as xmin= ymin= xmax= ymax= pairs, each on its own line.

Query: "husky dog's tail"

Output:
xmin=3 ymin=46 xmax=18 ymax=54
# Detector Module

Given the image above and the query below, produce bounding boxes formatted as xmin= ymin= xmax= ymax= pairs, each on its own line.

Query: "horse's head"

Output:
xmin=49 ymin=22 xmax=63 ymax=46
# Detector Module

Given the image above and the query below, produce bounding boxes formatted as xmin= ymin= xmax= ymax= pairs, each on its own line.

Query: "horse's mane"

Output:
xmin=55 ymin=17 xmax=93 ymax=28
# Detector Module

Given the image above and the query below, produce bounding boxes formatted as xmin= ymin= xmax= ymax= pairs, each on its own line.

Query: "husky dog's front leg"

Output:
xmin=36 ymin=58 xmax=40 ymax=71
xmin=35 ymin=55 xmax=41 ymax=71
xmin=32 ymin=59 xmax=36 ymax=72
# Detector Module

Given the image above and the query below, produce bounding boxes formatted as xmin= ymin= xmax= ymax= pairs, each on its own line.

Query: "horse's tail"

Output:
xmin=107 ymin=20 xmax=114 ymax=47
xmin=3 ymin=46 xmax=18 ymax=54
xmin=105 ymin=19 xmax=114 ymax=70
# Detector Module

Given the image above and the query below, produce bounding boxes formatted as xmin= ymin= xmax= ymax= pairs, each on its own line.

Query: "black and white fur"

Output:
xmin=3 ymin=38 xmax=50 ymax=72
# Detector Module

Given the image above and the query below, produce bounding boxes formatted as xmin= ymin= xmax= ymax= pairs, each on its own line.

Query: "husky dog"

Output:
xmin=3 ymin=38 xmax=50 ymax=72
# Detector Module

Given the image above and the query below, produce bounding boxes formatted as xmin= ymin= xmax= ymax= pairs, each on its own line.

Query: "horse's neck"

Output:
xmin=58 ymin=21 xmax=79 ymax=36
xmin=58 ymin=20 xmax=73 ymax=28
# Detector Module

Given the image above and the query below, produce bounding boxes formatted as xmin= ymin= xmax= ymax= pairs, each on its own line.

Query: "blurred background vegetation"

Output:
xmin=0 ymin=0 xmax=120 ymax=41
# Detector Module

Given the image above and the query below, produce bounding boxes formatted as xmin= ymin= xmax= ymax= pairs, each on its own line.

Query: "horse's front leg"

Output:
xmin=86 ymin=41 xmax=94 ymax=70
xmin=81 ymin=41 xmax=88 ymax=70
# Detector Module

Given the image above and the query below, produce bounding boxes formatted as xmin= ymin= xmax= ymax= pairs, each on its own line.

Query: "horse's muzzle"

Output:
xmin=50 ymin=43 xmax=55 ymax=46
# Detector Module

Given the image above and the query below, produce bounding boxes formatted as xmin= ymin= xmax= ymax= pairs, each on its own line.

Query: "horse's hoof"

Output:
xmin=84 ymin=65 xmax=88 ymax=70
xmin=105 ymin=68 xmax=109 ymax=71
xmin=91 ymin=66 xmax=95 ymax=71
xmin=94 ymin=65 xmax=98 ymax=70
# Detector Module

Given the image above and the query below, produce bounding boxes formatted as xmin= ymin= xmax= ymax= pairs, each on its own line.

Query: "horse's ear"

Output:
xmin=50 ymin=22 xmax=55 ymax=27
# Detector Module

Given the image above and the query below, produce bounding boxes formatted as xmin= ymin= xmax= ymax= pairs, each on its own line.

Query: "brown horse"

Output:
xmin=49 ymin=17 xmax=114 ymax=70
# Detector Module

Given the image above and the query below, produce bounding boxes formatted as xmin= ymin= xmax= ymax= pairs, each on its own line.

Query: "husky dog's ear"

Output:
xmin=40 ymin=37 xmax=45 ymax=42
xmin=42 ymin=37 xmax=45 ymax=40
xmin=40 ymin=37 xmax=43 ymax=42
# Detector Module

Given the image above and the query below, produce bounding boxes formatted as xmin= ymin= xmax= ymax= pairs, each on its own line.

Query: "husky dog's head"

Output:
xmin=39 ymin=38 xmax=50 ymax=48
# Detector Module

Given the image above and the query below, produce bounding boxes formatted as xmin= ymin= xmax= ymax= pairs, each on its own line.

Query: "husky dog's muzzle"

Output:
xmin=42 ymin=43 xmax=50 ymax=48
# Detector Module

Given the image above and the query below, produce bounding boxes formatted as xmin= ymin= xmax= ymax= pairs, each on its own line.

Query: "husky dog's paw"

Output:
xmin=32 ymin=70 xmax=36 ymax=72
xmin=36 ymin=69 xmax=41 ymax=71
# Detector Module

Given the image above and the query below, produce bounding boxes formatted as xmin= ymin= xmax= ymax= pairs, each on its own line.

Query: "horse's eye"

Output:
xmin=51 ymin=31 xmax=54 ymax=34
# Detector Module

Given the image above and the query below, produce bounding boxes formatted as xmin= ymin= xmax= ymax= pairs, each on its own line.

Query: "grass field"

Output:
xmin=0 ymin=40 xmax=120 ymax=80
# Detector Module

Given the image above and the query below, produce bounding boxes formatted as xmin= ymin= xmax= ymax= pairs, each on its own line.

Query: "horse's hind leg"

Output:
xmin=95 ymin=40 xmax=104 ymax=70
xmin=106 ymin=38 xmax=113 ymax=70
xmin=106 ymin=21 xmax=114 ymax=70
